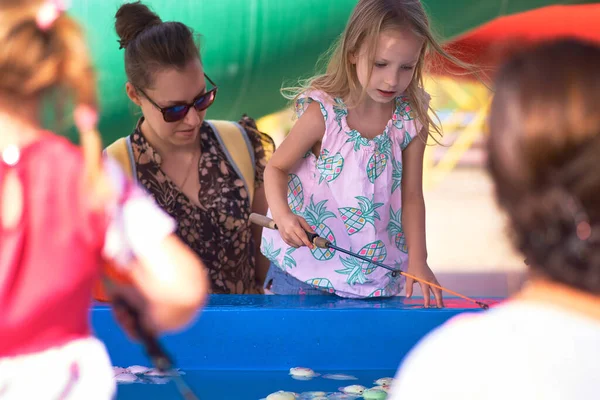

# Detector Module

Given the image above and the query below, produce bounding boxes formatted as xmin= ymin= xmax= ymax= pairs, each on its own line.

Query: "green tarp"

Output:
xmin=64 ymin=0 xmax=596 ymax=143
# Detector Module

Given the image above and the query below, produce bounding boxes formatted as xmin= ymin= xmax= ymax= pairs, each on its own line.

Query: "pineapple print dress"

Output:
xmin=261 ymin=89 xmax=430 ymax=298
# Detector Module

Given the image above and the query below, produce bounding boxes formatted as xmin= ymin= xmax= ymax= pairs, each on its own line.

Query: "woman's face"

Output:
xmin=127 ymin=57 xmax=211 ymax=147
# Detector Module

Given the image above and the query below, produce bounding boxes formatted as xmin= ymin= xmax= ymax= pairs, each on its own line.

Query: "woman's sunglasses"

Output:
xmin=136 ymin=74 xmax=218 ymax=123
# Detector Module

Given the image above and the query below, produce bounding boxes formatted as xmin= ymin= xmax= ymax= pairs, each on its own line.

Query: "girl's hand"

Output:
xmin=108 ymin=281 xmax=156 ymax=341
xmin=273 ymin=211 xmax=315 ymax=249
xmin=405 ymin=262 xmax=444 ymax=308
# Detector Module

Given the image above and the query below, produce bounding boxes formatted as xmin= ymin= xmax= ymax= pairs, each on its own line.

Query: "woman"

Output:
xmin=106 ymin=1 xmax=275 ymax=294
xmin=388 ymin=38 xmax=600 ymax=399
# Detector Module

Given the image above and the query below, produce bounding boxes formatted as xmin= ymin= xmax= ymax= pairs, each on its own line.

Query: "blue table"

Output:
xmin=92 ymin=295 xmax=501 ymax=399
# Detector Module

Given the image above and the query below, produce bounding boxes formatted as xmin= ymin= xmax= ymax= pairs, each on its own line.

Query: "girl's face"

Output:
xmin=127 ymin=57 xmax=211 ymax=147
xmin=352 ymin=28 xmax=423 ymax=104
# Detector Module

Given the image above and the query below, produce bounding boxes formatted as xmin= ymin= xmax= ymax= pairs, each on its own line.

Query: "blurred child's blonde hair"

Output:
xmin=283 ymin=0 xmax=474 ymax=142
xmin=0 ymin=0 xmax=110 ymax=207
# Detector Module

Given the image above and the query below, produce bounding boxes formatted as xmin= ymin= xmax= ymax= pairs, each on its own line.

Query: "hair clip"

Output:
xmin=561 ymin=192 xmax=594 ymax=262
xmin=74 ymin=104 xmax=98 ymax=133
xmin=36 ymin=0 xmax=69 ymax=31
xmin=564 ymin=194 xmax=592 ymax=242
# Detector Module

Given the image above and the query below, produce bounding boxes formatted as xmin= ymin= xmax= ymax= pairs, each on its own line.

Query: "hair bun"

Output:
xmin=114 ymin=1 xmax=161 ymax=50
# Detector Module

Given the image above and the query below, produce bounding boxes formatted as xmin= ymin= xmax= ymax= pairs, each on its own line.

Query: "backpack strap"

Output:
xmin=206 ymin=120 xmax=256 ymax=204
xmin=104 ymin=136 xmax=137 ymax=183
xmin=96 ymin=136 xmax=137 ymax=303
xmin=104 ymin=124 xmax=256 ymax=203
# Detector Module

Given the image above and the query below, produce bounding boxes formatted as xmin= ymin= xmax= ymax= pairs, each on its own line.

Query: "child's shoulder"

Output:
xmin=295 ymin=89 xmax=338 ymax=122
xmin=389 ymin=88 xmax=431 ymax=145
xmin=298 ymin=89 xmax=337 ymax=107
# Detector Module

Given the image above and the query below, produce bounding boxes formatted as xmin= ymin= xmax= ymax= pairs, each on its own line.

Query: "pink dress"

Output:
xmin=0 ymin=133 xmax=175 ymax=398
xmin=261 ymin=89 xmax=429 ymax=298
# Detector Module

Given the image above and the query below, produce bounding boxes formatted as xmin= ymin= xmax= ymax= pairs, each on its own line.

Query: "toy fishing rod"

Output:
xmin=111 ymin=297 xmax=200 ymax=400
xmin=250 ymin=213 xmax=489 ymax=310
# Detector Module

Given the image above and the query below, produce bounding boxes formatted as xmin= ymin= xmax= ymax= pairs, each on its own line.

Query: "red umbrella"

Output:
xmin=434 ymin=3 xmax=600 ymax=78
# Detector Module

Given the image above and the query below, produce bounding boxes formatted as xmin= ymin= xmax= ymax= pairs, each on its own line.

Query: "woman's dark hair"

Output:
xmin=115 ymin=1 xmax=201 ymax=90
xmin=487 ymin=38 xmax=600 ymax=294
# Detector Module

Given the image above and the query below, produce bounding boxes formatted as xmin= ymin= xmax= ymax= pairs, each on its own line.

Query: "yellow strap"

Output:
xmin=104 ymin=137 xmax=134 ymax=180
xmin=104 ymin=122 xmax=255 ymax=203
xmin=209 ymin=120 xmax=255 ymax=203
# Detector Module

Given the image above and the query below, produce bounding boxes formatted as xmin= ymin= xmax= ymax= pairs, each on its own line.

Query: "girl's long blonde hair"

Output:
xmin=0 ymin=0 xmax=110 ymax=207
xmin=283 ymin=0 xmax=476 ymax=142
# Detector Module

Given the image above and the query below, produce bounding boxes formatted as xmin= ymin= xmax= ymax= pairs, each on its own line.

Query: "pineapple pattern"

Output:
xmin=303 ymin=196 xmax=337 ymax=261
xmin=296 ymin=97 xmax=328 ymax=121
xmin=397 ymin=96 xmax=417 ymax=150
xmin=400 ymin=130 xmax=413 ymax=150
xmin=336 ymin=256 xmax=369 ymax=285
xmin=336 ymin=240 xmax=387 ymax=285
xmin=392 ymin=97 xmax=413 ymax=129
xmin=391 ymin=159 xmax=402 ymax=194
xmin=368 ymin=269 xmax=404 ymax=297
xmin=305 ymin=278 xmax=335 ymax=294
xmin=282 ymin=247 xmax=297 ymax=270
xmin=346 ymin=129 xmax=370 ymax=151
xmin=387 ymin=206 xmax=408 ymax=253
xmin=287 ymin=174 xmax=304 ymax=214
xmin=260 ymin=89 xmax=426 ymax=298
xmin=261 ymin=238 xmax=282 ymax=269
xmin=317 ymin=149 xmax=344 ymax=184
xmin=339 ymin=195 xmax=384 ymax=235
xmin=398 ymin=96 xmax=416 ymax=121
xmin=368 ymin=288 xmax=386 ymax=297
xmin=367 ymin=133 xmax=393 ymax=183
xmin=333 ymin=98 xmax=348 ymax=132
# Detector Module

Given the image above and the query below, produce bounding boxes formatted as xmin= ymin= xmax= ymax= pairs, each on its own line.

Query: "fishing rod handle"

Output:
xmin=112 ymin=296 xmax=174 ymax=371
xmin=249 ymin=213 xmax=330 ymax=249
xmin=308 ymin=234 xmax=331 ymax=249
xmin=249 ymin=213 xmax=277 ymax=229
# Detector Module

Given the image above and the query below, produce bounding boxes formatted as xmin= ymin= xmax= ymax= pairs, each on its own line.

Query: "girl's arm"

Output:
xmin=401 ymin=129 xmax=444 ymax=308
xmin=125 ymin=233 xmax=209 ymax=330
xmin=101 ymin=160 xmax=209 ymax=333
xmin=264 ymin=101 xmax=325 ymax=248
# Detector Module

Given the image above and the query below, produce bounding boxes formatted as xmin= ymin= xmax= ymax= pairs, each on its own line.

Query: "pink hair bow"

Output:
xmin=74 ymin=104 xmax=99 ymax=132
xmin=36 ymin=0 xmax=69 ymax=31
